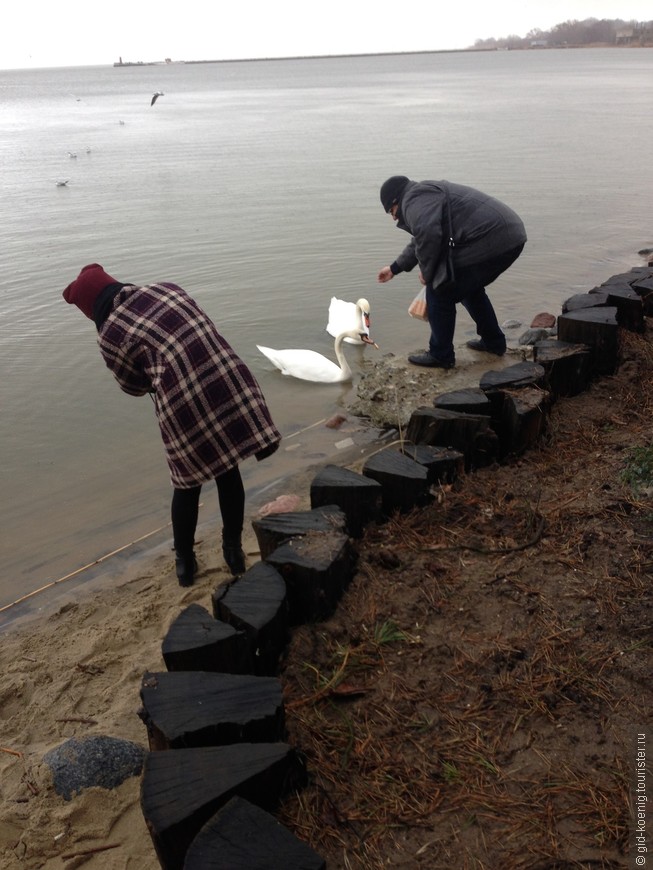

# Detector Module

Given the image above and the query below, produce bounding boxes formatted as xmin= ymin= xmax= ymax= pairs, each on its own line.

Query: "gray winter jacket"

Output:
xmin=391 ymin=179 xmax=527 ymax=289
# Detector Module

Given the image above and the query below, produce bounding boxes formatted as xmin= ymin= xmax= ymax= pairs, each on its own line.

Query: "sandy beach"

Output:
xmin=0 ymin=437 xmax=354 ymax=869
xmin=0 ymin=536 xmax=243 ymax=869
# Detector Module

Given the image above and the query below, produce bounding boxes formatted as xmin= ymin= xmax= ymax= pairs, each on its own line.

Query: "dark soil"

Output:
xmin=277 ymin=328 xmax=653 ymax=870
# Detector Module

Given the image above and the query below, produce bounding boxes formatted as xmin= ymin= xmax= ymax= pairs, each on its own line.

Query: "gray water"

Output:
xmin=1 ymin=48 xmax=652 ymax=613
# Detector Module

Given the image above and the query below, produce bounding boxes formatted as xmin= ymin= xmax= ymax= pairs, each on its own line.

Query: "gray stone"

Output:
xmin=518 ymin=328 xmax=552 ymax=346
xmin=43 ymin=735 xmax=146 ymax=800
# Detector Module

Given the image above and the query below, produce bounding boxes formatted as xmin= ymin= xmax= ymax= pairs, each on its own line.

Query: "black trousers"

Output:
xmin=426 ymin=243 xmax=525 ymax=364
xmin=171 ymin=465 xmax=245 ymax=554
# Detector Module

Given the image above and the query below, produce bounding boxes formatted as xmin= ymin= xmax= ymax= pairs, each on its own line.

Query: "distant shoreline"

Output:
xmin=113 ymin=43 xmax=652 ymax=68
xmin=112 ymin=48 xmax=489 ymax=67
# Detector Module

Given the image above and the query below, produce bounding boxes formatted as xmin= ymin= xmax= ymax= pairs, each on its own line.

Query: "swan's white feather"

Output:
xmin=257 ymin=344 xmax=348 ymax=383
xmin=326 ymin=296 xmax=370 ymax=344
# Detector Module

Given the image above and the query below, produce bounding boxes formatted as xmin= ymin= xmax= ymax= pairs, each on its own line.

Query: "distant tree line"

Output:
xmin=472 ymin=18 xmax=653 ymax=50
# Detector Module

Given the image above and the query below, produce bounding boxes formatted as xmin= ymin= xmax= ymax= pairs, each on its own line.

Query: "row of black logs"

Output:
xmin=137 ymin=266 xmax=652 ymax=869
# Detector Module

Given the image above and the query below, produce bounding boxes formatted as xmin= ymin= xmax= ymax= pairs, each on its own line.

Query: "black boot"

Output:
xmin=222 ymin=535 xmax=246 ymax=576
xmin=174 ymin=550 xmax=197 ymax=587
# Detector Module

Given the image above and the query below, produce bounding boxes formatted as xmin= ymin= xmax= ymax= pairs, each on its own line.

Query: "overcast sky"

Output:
xmin=3 ymin=0 xmax=651 ymax=70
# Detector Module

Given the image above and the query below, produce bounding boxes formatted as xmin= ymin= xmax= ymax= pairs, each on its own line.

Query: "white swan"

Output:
xmin=257 ymin=327 xmax=377 ymax=384
xmin=326 ymin=297 xmax=371 ymax=345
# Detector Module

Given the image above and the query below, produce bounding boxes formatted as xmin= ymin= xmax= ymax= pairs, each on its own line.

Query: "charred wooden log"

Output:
xmin=479 ymin=361 xmax=547 ymax=393
xmin=478 ymin=363 xmax=549 ymax=458
xmin=309 ymin=464 xmax=382 ymax=538
xmin=404 ymin=407 xmax=499 ymax=470
xmin=433 ymin=387 xmax=492 ymax=416
xmin=557 ymin=306 xmax=619 ymax=375
xmin=630 ymin=273 xmax=653 ymax=315
xmin=161 ymin=604 xmax=250 ymax=675
xmin=532 ymin=339 xmax=593 ymax=398
xmin=211 ymin=562 xmax=289 ymax=677
xmin=562 ymin=291 xmax=608 ymax=312
xmin=601 ymin=269 xmax=647 ymax=286
xmin=141 ymin=743 xmax=307 ymax=870
xmin=602 ymin=284 xmax=645 ymax=333
xmin=183 ymin=796 xmax=326 ymax=869
xmin=138 ymin=671 xmax=285 ymax=751
xmin=251 ymin=505 xmax=346 ymax=561
xmin=497 ymin=387 xmax=551 ymax=457
xmin=265 ymin=530 xmax=354 ymax=625
xmin=361 ymin=449 xmax=430 ymax=514
xmin=400 ymin=443 xmax=465 ymax=485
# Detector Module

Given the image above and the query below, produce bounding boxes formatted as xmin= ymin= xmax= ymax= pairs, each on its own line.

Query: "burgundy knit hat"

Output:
xmin=62 ymin=263 xmax=118 ymax=320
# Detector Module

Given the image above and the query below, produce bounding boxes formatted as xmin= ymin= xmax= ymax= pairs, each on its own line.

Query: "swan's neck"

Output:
xmin=334 ymin=332 xmax=352 ymax=379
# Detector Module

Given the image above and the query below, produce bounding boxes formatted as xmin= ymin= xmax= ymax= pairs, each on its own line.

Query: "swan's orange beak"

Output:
xmin=360 ymin=333 xmax=379 ymax=349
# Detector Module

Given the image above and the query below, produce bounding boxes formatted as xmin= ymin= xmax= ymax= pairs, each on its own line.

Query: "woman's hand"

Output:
xmin=377 ymin=266 xmax=394 ymax=283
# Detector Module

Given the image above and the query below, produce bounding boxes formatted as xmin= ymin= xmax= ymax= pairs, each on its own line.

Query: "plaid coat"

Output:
xmin=98 ymin=282 xmax=281 ymax=488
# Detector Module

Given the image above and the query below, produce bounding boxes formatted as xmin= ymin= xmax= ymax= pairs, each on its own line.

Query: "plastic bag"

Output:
xmin=408 ymin=286 xmax=428 ymax=321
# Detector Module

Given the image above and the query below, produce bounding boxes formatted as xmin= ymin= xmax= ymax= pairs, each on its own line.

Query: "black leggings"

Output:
xmin=171 ymin=465 xmax=245 ymax=553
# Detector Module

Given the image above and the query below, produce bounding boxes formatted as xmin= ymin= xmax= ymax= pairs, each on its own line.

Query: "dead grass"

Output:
xmin=277 ymin=329 xmax=653 ymax=869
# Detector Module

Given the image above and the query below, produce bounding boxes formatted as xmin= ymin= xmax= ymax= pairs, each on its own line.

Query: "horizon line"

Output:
xmin=3 ymin=41 xmax=647 ymax=73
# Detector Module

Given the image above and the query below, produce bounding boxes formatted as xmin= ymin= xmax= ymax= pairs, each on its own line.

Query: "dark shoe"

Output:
xmin=222 ymin=544 xmax=246 ymax=576
xmin=408 ymin=351 xmax=454 ymax=369
xmin=175 ymin=550 xmax=198 ymax=587
xmin=466 ymin=339 xmax=506 ymax=356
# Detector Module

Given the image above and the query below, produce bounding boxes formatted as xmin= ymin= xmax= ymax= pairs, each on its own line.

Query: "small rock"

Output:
xmin=325 ymin=414 xmax=347 ymax=429
xmin=530 ymin=312 xmax=556 ymax=329
xmin=43 ymin=736 xmax=145 ymax=801
xmin=258 ymin=494 xmax=302 ymax=516
xmin=518 ymin=328 xmax=552 ymax=346
xmin=502 ymin=319 xmax=522 ymax=329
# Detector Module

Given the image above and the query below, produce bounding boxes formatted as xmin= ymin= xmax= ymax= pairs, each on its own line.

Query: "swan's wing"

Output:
xmin=257 ymin=345 xmax=348 ymax=383
xmin=326 ymin=297 xmax=363 ymax=344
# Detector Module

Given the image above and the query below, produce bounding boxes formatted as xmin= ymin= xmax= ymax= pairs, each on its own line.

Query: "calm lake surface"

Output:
xmin=1 ymin=48 xmax=652 ymax=615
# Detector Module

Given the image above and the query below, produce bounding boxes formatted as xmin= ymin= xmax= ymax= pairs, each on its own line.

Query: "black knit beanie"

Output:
xmin=380 ymin=175 xmax=410 ymax=212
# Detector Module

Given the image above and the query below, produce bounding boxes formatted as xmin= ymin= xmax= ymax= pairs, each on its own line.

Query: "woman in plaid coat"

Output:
xmin=63 ymin=264 xmax=281 ymax=586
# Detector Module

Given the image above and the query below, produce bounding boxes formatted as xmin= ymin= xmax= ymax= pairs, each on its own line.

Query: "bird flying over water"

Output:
xmin=151 ymin=91 xmax=164 ymax=106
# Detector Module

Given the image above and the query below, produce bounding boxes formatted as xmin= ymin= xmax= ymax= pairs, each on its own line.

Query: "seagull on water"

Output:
xmin=56 ymin=180 xmax=70 ymax=186
xmin=150 ymin=91 xmax=164 ymax=106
